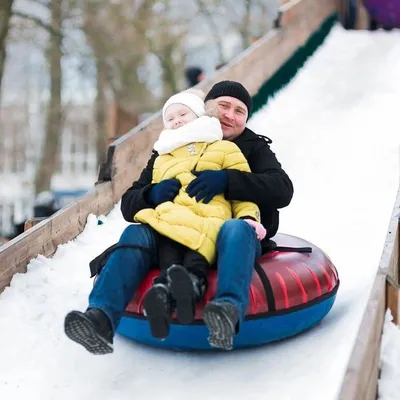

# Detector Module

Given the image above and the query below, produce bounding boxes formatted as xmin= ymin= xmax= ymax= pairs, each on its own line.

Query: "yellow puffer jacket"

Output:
xmin=134 ymin=116 xmax=260 ymax=264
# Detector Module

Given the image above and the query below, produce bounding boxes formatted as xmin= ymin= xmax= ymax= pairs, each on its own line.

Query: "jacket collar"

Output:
xmin=153 ymin=116 xmax=223 ymax=155
xmin=233 ymin=127 xmax=273 ymax=145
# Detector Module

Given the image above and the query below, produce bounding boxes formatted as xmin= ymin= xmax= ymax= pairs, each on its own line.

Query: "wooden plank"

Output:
xmin=384 ymin=186 xmax=400 ymax=323
xmin=339 ymin=186 xmax=400 ymax=399
xmin=364 ymin=341 xmax=382 ymax=400
xmin=383 ymin=184 xmax=400 ymax=323
xmin=107 ymin=103 xmax=118 ymax=142
xmin=338 ymin=272 xmax=386 ymax=400
xmin=0 ymin=181 xmax=117 ymax=292
xmin=388 ymin=211 xmax=400 ymax=282
xmin=386 ymin=277 xmax=399 ymax=324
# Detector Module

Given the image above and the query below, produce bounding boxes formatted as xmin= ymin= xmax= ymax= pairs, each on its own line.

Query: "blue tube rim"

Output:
xmin=122 ymin=280 xmax=340 ymax=325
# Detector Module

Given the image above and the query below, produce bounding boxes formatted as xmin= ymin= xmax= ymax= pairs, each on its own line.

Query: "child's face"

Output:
xmin=164 ymin=104 xmax=197 ymax=129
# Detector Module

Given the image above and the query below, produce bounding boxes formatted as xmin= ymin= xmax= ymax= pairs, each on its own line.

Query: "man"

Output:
xmin=64 ymin=81 xmax=293 ymax=354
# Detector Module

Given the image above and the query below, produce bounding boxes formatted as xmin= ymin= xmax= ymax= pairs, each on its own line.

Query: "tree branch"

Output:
xmin=28 ymin=0 xmax=50 ymax=9
xmin=194 ymin=0 xmax=225 ymax=64
xmin=12 ymin=10 xmax=61 ymax=37
xmin=30 ymin=0 xmax=49 ymax=6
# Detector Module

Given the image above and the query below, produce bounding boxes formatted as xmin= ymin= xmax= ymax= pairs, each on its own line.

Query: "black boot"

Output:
xmin=143 ymin=283 xmax=172 ymax=340
xmin=202 ymin=301 xmax=238 ymax=351
xmin=167 ymin=264 xmax=206 ymax=325
xmin=64 ymin=308 xmax=113 ymax=355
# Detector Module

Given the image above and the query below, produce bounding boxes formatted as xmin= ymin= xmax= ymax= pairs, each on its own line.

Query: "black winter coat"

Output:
xmin=120 ymin=127 xmax=294 ymax=252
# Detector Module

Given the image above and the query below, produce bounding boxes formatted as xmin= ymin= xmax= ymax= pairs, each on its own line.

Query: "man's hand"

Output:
xmin=186 ymin=170 xmax=228 ymax=204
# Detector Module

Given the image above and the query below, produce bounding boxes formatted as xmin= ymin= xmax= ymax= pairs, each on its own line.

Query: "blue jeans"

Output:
xmin=89 ymin=219 xmax=260 ymax=331
xmin=215 ymin=219 xmax=261 ymax=323
xmin=89 ymin=224 xmax=158 ymax=331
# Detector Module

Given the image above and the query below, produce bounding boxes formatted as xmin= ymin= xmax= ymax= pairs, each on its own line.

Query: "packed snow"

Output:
xmin=1 ymin=24 xmax=400 ymax=400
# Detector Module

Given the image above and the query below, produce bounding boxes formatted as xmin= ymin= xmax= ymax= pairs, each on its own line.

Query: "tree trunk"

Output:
xmin=34 ymin=0 xmax=63 ymax=194
xmin=0 ymin=0 xmax=14 ymax=102
xmin=160 ymin=46 xmax=181 ymax=100
xmin=239 ymin=0 xmax=253 ymax=51
xmin=95 ymin=58 xmax=108 ymax=166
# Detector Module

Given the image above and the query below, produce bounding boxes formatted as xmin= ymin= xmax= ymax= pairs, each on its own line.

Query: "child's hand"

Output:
xmin=243 ymin=219 xmax=267 ymax=240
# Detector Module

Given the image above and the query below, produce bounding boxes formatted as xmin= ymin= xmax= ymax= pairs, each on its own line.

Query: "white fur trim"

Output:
xmin=154 ymin=116 xmax=223 ymax=155
xmin=162 ymin=92 xmax=205 ymax=125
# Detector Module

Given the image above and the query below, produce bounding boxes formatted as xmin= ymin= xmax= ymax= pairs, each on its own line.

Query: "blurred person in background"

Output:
xmin=185 ymin=66 xmax=206 ymax=88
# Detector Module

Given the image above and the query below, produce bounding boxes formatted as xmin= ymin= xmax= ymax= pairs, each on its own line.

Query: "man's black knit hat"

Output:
xmin=204 ymin=80 xmax=253 ymax=119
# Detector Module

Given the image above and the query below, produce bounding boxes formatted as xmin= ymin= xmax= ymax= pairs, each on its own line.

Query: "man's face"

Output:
xmin=214 ymin=96 xmax=248 ymax=140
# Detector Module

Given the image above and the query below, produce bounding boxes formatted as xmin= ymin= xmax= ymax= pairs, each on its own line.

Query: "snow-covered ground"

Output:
xmin=1 ymin=24 xmax=400 ymax=400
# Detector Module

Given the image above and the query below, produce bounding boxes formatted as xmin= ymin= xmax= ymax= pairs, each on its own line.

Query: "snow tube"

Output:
xmin=363 ymin=0 xmax=400 ymax=29
xmin=117 ymin=233 xmax=339 ymax=350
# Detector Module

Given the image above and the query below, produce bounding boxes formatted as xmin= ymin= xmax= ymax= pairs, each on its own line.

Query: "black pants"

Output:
xmin=155 ymin=234 xmax=209 ymax=285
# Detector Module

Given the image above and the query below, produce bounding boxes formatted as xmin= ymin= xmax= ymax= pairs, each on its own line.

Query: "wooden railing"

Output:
xmin=338 ymin=186 xmax=400 ymax=400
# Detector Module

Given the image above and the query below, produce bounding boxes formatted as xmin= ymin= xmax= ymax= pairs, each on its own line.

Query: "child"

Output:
xmin=134 ymin=90 xmax=266 ymax=339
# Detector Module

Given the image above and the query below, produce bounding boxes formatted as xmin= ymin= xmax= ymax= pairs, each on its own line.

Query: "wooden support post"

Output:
xmin=107 ymin=103 xmax=118 ymax=145
xmin=385 ymin=215 xmax=400 ymax=324
xmin=24 ymin=217 xmax=47 ymax=232
xmin=356 ymin=0 xmax=370 ymax=29
xmin=107 ymin=103 xmax=139 ymax=145
xmin=386 ymin=276 xmax=400 ymax=325
xmin=336 ymin=0 xmax=370 ymax=30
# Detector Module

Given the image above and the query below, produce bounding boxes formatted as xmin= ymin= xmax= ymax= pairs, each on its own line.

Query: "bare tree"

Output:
xmin=235 ymin=0 xmax=280 ymax=48
xmin=1 ymin=0 xmax=63 ymax=104
xmin=0 ymin=1 xmax=14 ymax=100
xmin=81 ymin=0 xmax=156 ymax=162
xmin=84 ymin=1 xmax=159 ymax=108
xmin=81 ymin=2 xmax=111 ymax=166
xmin=106 ymin=1 xmax=158 ymax=114
xmin=34 ymin=0 xmax=63 ymax=194
xmin=193 ymin=0 xmax=225 ymax=65
xmin=238 ymin=0 xmax=253 ymax=50
xmin=195 ymin=0 xmax=277 ymax=57
xmin=81 ymin=0 xmax=190 ymax=146
xmin=143 ymin=0 xmax=188 ymax=100
xmin=157 ymin=40 xmax=185 ymax=98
